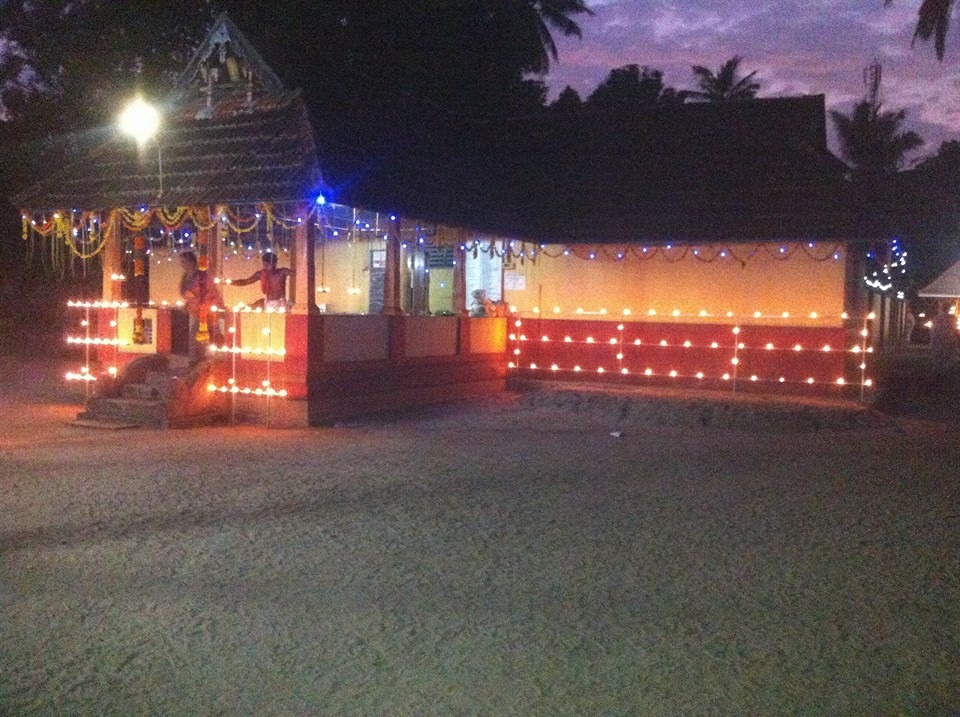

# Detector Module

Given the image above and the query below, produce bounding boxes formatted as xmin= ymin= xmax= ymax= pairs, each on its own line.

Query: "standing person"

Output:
xmin=229 ymin=252 xmax=294 ymax=310
xmin=929 ymin=301 xmax=959 ymax=374
xmin=901 ymin=306 xmax=917 ymax=345
xmin=179 ymin=250 xmax=223 ymax=360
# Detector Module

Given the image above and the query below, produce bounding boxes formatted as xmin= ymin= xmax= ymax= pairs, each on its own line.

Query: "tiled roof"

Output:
xmin=15 ymin=93 xmax=320 ymax=212
xmin=350 ymin=95 xmax=879 ymax=243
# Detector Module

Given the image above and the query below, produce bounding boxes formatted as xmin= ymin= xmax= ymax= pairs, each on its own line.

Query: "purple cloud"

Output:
xmin=545 ymin=0 xmax=959 ymax=158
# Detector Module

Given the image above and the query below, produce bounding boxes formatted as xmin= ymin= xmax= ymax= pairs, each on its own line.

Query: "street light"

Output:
xmin=119 ymin=96 xmax=163 ymax=198
xmin=119 ymin=96 xmax=162 ymax=345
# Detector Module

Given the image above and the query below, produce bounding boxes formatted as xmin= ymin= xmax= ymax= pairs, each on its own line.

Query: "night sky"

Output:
xmin=545 ymin=0 xmax=960 ymax=158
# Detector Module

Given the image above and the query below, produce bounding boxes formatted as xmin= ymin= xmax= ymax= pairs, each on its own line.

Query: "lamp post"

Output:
xmin=119 ymin=97 xmax=161 ymax=344
xmin=119 ymin=97 xmax=163 ymax=199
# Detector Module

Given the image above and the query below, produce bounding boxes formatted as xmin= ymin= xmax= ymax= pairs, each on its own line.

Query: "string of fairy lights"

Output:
xmin=205 ymin=305 xmax=289 ymax=403
xmin=40 ymin=198 xmax=890 ymax=405
xmin=23 ymin=202 xmax=853 ymax=270
xmin=63 ymin=273 xmax=291 ymax=404
xmin=508 ymin=315 xmax=875 ymax=399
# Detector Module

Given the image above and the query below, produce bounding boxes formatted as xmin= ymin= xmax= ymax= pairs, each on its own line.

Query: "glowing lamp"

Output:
xmin=118 ymin=97 xmax=160 ymax=146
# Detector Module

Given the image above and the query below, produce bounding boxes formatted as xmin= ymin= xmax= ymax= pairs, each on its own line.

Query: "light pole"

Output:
xmin=118 ymin=96 xmax=163 ymax=199
xmin=118 ymin=97 xmax=161 ymax=344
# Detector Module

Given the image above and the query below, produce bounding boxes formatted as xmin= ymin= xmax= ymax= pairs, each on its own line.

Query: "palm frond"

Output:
xmin=913 ymin=0 xmax=954 ymax=59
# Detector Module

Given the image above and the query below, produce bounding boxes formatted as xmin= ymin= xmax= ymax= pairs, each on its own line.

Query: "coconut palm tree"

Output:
xmin=686 ymin=56 xmax=760 ymax=102
xmin=512 ymin=0 xmax=594 ymax=74
xmin=886 ymin=0 xmax=954 ymax=59
xmin=830 ymin=99 xmax=924 ymax=181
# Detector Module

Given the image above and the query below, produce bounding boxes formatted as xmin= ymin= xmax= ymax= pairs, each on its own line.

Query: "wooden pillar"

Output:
xmin=291 ymin=202 xmax=316 ymax=314
xmin=383 ymin=215 xmax=403 ymax=315
xmin=209 ymin=213 xmax=222 ymax=284
xmin=453 ymin=229 xmax=468 ymax=316
xmin=101 ymin=209 xmax=123 ymax=301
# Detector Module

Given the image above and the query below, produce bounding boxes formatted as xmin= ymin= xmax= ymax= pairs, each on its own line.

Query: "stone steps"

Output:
xmin=77 ymin=396 xmax=169 ymax=429
xmin=72 ymin=355 xmax=229 ymax=430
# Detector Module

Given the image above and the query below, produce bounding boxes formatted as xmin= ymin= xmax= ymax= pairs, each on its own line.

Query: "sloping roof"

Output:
xmin=349 ymin=95 xmax=878 ymax=244
xmin=15 ymin=13 xmax=322 ymax=213
xmin=919 ymin=259 xmax=960 ymax=298
xmin=15 ymin=94 xmax=320 ymax=211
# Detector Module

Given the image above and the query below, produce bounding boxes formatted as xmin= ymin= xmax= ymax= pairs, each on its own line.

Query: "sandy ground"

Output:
xmin=1 ymin=358 xmax=959 ymax=716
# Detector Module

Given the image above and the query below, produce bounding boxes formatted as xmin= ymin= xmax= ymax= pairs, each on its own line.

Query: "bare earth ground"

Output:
xmin=1 ymin=357 xmax=958 ymax=716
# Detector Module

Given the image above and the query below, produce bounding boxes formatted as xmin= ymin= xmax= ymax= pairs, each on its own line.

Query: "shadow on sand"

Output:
xmin=872 ymin=346 xmax=960 ymax=424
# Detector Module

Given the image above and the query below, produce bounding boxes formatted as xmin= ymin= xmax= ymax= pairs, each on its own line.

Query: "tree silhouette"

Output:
xmin=886 ymin=0 xmax=955 ymax=59
xmin=830 ymin=99 xmax=924 ymax=182
xmin=586 ymin=65 xmax=682 ymax=110
xmin=686 ymin=56 xmax=760 ymax=102
xmin=550 ymin=86 xmax=583 ymax=113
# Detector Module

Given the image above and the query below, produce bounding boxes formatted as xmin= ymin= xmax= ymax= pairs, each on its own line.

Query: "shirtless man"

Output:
xmin=230 ymin=252 xmax=294 ymax=309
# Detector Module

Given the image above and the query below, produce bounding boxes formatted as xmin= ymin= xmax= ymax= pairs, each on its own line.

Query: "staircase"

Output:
xmin=75 ymin=354 xmax=228 ymax=429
